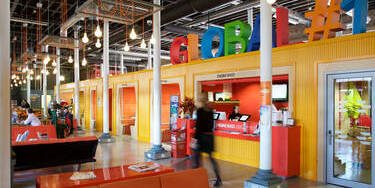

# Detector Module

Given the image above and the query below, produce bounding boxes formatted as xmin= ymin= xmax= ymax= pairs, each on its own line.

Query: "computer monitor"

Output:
xmin=272 ymin=84 xmax=288 ymax=101
xmin=213 ymin=113 xmax=220 ymax=120
xmin=238 ymin=114 xmax=250 ymax=122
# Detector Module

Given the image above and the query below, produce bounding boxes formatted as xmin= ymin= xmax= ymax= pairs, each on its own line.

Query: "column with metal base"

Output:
xmin=26 ymin=62 xmax=31 ymax=104
xmin=43 ymin=47 xmax=48 ymax=118
xmin=56 ymin=47 xmax=61 ymax=103
xmin=74 ymin=27 xmax=84 ymax=133
xmin=245 ymin=0 xmax=281 ymax=187
xmin=99 ymin=19 xmax=114 ymax=143
xmin=0 ymin=0 xmax=11 ymax=186
xmin=145 ymin=0 xmax=170 ymax=160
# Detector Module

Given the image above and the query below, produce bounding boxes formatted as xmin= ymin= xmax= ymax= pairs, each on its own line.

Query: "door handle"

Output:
xmin=328 ymin=130 xmax=333 ymax=145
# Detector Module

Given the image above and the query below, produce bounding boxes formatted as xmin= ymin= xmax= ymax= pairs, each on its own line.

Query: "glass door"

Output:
xmin=327 ymin=72 xmax=375 ymax=187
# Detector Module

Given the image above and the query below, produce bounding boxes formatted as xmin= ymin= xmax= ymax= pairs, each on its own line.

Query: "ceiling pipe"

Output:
xmin=163 ymin=25 xmax=204 ymax=36
xmin=11 ymin=17 xmax=48 ymax=26
xmin=109 ymin=49 xmax=170 ymax=60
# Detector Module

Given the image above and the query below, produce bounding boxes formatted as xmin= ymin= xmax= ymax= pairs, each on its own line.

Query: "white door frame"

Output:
xmin=89 ymin=87 xmax=97 ymax=130
xmin=149 ymin=77 xmax=185 ymax=144
xmin=116 ymin=82 xmax=138 ymax=137
xmin=317 ymin=58 xmax=375 ymax=182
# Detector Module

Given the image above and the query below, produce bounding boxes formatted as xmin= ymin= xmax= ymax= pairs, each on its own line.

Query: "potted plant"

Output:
xmin=179 ymin=97 xmax=195 ymax=119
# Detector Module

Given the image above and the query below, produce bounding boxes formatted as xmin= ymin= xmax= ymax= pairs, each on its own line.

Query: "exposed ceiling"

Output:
xmin=10 ymin=0 xmax=375 ymax=79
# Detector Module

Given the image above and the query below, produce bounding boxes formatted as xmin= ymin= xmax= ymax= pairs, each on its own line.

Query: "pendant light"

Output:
xmin=82 ymin=44 xmax=87 ymax=66
xmin=82 ymin=9 xmax=89 ymax=43
xmin=82 ymin=32 xmax=89 ymax=43
xmin=14 ymin=83 xmax=18 ymax=87
xmin=130 ymin=1 xmax=137 ymax=40
xmin=95 ymin=38 xmax=102 ymax=48
xmin=124 ymin=42 xmax=130 ymax=52
xmin=140 ymin=19 xmax=146 ymax=48
xmin=23 ymin=80 xmax=26 ymax=84
xmin=19 ymin=80 xmax=22 ymax=85
xmin=60 ymin=75 xmax=65 ymax=81
xmin=130 ymin=27 xmax=137 ymax=39
xmin=68 ymin=55 xmax=73 ymax=63
xmin=30 ymin=76 xmax=34 ymax=80
xmin=82 ymin=57 xmax=87 ymax=66
xmin=11 ymin=74 xmax=16 ymax=79
xmin=46 ymin=70 xmax=50 ymax=75
xmin=95 ymin=25 xmax=102 ymax=38
xmin=53 ymin=68 xmax=57 ymax=74
xmin=140 ymin=39 xmax=146 ymax=48
xmin=36 ymin=75 xmax=41 ymax=80
xmin=123 ymin=25 xmax=130 ymax=52
xmin=52 ymin=60 xmax=57 ymax=66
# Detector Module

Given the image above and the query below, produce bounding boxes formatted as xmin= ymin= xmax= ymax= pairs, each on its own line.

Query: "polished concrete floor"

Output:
xmin=13 ymin=130 xmax=343 ymax=188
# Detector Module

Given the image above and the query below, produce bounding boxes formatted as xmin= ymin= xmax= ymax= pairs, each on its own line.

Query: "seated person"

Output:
xmin=11 ymin=107 xmax=19 ymax=124
xmin=20 ymin=99 xmax=30 ymax=109
xmin=20 ymin=108 xmax=41 ymax=126
xmin=228 ymin=106 xmax=241 ymax=121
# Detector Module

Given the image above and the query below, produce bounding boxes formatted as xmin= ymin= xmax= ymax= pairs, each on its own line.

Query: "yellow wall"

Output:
xmin=59 ymin=32 xmax=375 ymax=181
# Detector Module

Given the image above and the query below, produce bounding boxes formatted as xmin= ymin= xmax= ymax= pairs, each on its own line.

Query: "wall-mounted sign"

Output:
xmin=169 ymin=2 xmax=369 ymax=64
xmin=169 ymin=95 xmax=180 ymax=130
xmin=216 ymin=73 xmax=236 ymax=79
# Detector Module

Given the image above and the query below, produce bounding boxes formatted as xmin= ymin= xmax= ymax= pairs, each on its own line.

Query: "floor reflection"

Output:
xmin=13 ymin=130 xmax=343 ymax=188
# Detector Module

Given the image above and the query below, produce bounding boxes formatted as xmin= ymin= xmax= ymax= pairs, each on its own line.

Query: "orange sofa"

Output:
xmin=12 ymin=125 xmax=57 ymax=141
xmin=86 ymin=168 xmax=210 ymax=188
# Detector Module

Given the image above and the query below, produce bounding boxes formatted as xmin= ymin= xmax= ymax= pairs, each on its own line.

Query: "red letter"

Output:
xmin=170 ymin=37 xmax=188 ymax=65
xmin=276 ymin=7 xmax=289 ymax=47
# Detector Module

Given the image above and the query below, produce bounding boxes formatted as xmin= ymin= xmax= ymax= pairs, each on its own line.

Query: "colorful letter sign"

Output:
xmin=225 ymin=21 xmax=252 ymax=56
xmin=170 ymin=37 xmax=188 ymax=65
xmin=201 ymin=27 xmax=225 ymax=59
xmin=247 ymin=14 xmax=277 ymax=52
xmin=341 ymin=0 xmax=368 ymax=34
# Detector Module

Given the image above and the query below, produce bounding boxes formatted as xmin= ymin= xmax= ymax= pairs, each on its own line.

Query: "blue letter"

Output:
xmin=341 ymin=0 xmax=368 ymax=34
xmin=247 ymin=14 xmax=277 ymax=52
xmin=201 ymin=27 xmax=225 ymax=59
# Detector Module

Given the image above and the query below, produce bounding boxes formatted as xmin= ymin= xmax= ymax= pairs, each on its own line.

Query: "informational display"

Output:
xmin=169 ymin=95 xmax=180 ymax=130
xmin=272 ymin=84 xmax=288 ymax=101
xmin=30 ymin=94 xmax=41 ymax=109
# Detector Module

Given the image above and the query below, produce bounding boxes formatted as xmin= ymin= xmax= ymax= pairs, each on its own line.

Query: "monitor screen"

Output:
xmin=239 ymin=115 xmax=250 ymax=122
xmin=272 ymin=84 xmax=288 ymax=101
xmin=213 ymin=113 xmax=220 ymax=120
xmin=215 ymin=92 xmax=225 ymax=101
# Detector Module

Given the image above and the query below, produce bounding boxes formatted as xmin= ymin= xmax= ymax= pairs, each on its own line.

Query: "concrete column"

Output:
xmin=247 ymin=0 xmax=281 ymax=186
xmin=43 ymin=47 xmax=48 ymax=117
xmin=145 ymin=0 xmax=170 ymax=160
xmin=0 ymin=0 xmax=10 ymax=186
xmin=56 ymin=48 xmax=61 ymax=103
xmin=27 ymin=62 xmax=31 ymax=104
xmin=147 ymin=41 xmax=152 ymax=69
xmin=74 ymin=28 xmax=81 ymax=128
xmin=120 ymin=54 xmax=124 ymax=74
xmin=99 ymin=19 xmax=114 ymax=143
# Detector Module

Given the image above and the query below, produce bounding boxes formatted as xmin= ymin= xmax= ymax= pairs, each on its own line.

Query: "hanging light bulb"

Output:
xmin=60 ymin=75 xmax=65 ymax=81
xmin=10 ymin=84 xmax=13 ymax=88
xmin=23 ymin=80 xmax=26 ymax=84
xmin=68 ymin=55 xmax=73 ymax=63
xmin=130 ymin=27 xmax=137 ymax=39
xmin=44 ymin=55 xmax=50 ymax=65
xmin=30 ymin=76 xmax=34 ymax=80
xmin=53 ymin=68 xmax=57 ymax=74
xmin=36 ymin=75 xmax=41 ymax=80
xmin=82 ymin=32 xmax=89 ymax=43
xmin=266 ymin=0 xmax=277 ymax=4
xmin=95 ymin=38 xmax=102 ymax=48
xmin=19 ymin=80 xmax=22 ymax=85
xmin=95 ymin=25 xmax=102 ymax=38
xmin=16 ymin=76 xmax=20 ymax=80
xmin=15 ymin=83 xmax=18 ymax=87
xmin=11 ymin=74 xmax=16 ymax=79
xmin=82 ymin=57 xmax=87 ymax=66
xmin=150 ymin=34 xmax=155 ymax=44
xmin=52 ymin=60 xmax=57 ymax=67
xmin=46 ymin=70 xmax=50 ymax=75
xmin=140 ymin=39 xmax=146 ymax=48
xmin=30 ymin=70 xmax=34 ymax=74
xmin=13 ymin=80 xmax=16 ymax=83
xmin=123 ymin=42 xmax=130 ymax=52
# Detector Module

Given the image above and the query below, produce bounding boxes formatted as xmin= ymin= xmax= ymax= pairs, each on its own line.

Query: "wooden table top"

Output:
xmin=36 ymin=163 xmax=174 ymax=188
